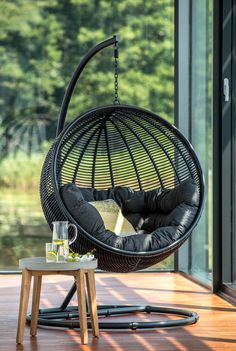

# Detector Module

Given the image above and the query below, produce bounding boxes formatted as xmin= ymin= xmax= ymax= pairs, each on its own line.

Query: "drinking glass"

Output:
xmin=45 ymin=243 xmax=59 ymax=263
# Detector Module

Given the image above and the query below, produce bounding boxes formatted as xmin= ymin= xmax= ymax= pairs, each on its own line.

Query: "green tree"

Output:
xmin=0 ymin=0 xmax=174 ymax=159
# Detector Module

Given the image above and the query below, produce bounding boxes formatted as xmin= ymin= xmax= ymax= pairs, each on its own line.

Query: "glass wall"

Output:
xmin=0 ymin=0 xmax=174 ymax=270
xmin=189 ymin=0 xmax=213 ymax=284
xmin=221 ymin=0 xmax=236 ymax=297
xmin=177 ymin=0 xmax=213 ymax=285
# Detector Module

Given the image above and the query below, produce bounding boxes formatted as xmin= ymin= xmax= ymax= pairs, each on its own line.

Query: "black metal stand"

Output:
xmin=27 ymin=282 xmax=199 ymax=330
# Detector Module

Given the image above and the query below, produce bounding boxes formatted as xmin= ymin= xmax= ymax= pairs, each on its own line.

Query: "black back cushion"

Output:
xmin=60 ymin=179 xmax=199 ymax=252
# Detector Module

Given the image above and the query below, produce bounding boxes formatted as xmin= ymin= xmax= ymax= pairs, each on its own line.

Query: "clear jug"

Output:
xmin=52 ymin=221 xmax=78 ymax=261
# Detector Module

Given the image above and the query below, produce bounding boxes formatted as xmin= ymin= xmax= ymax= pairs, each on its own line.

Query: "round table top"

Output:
xmin=19 ymin=257 xmax=98 ymax=271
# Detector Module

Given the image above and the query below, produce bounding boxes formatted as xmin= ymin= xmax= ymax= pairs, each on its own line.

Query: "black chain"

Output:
xmin=114 ymin=42 xmax=120 ymax=104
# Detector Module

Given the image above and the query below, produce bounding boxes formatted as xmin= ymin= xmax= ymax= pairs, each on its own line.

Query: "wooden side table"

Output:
xmin=16 ymin=257 xmax=99 ymax=345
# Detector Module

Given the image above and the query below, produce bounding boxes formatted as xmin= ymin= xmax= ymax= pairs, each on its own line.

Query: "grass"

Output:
xmin=0 ymin=142 xmax=51 ymax=190
xmin=0 ymin=153 xmax=43 ymax=189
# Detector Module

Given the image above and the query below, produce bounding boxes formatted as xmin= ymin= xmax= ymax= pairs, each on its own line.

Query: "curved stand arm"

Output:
xmin=57 ymin=35 xmax=120 ymax=136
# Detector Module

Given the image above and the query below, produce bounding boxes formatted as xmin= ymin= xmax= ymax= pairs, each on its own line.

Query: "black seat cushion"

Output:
xmin=60 ymin=179 xmax=199 ymax=252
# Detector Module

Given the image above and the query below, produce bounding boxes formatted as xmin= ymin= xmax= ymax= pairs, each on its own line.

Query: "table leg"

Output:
xmin=75 ymin=270 xmax=88 ymax=344
xmin=16 ymin=268 xmax=32 ymax=344
xmin=30 ymin=274 xmax=42 ymax=336
xmin=86 ymin=270 xmax=99 ymax=337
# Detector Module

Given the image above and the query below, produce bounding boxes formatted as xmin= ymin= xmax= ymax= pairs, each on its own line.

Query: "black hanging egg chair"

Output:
xmin=36 ymin=36 xmax=204 ymax=330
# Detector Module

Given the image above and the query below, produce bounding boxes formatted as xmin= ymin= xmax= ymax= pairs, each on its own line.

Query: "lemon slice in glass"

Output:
xmin=53 ymin=239 xmax=64 ymax=245
xmin=46 ymin=250 xmax=58 ymax=262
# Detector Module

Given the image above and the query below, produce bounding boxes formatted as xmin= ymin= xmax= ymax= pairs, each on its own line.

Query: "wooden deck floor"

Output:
xmin=0 ymin=272 xmax=236 ymax=351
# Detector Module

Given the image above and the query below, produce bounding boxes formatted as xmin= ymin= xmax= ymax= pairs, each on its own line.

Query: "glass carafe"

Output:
xmin=52 ymin=221 xmax=78 ymax=261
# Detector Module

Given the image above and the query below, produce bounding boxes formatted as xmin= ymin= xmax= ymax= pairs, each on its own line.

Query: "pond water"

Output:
xmin=0 ymin=190 xmax=173 ymax=270
xmin=0 ymin=190 xmax=50 ymax=269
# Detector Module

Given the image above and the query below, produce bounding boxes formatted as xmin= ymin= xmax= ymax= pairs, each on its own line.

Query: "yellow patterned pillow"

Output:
xmin=89 ymin=200 xmax=136 ymax=236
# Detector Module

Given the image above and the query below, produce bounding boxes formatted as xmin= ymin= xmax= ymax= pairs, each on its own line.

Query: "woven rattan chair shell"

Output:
xmin=40 ymin=104 xmax=204 ymax=273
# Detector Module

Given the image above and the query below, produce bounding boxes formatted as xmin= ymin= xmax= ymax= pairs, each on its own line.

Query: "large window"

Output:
xmin=177 ymin=0 xmax=213 ymax=285
xmin=189 ymin=0 xmax=213 ymax=284
xmin=0 ymin=0 xmax=174 ymax=270
xmin=220 ymin=0 xmax=236 ymax=299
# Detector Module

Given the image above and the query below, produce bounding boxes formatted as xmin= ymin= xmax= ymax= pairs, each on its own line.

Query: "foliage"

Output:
xmin=0 ymin=0 xmax=174 ymax=161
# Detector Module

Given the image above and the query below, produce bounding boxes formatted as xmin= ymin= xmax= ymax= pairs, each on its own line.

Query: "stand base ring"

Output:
xmin=27 ymin=305 xmax=199 ymax=330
